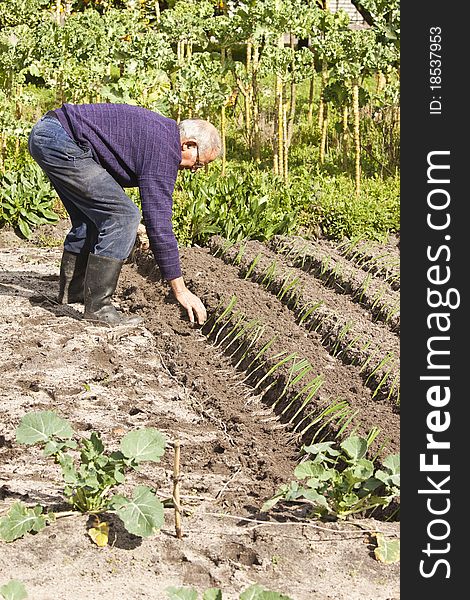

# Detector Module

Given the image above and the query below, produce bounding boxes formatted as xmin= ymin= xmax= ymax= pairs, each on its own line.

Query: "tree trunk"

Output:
xmin=252 ymin=42 xmax=261 ymax=162
xmin=318 ymin=60 xmax=328 ymax=132
xmin=56 ymin=0 xmax=62 ymax=24
xmin=376 ymin=70 xmax=386 ymax=94
xmin=320 ymin=104 xmax=328 ymax=164
xmin=342 ymin=104 xmax=349 ymax=168
xmin=286 ymin=33 xmax=296 ymax=148
xmin=283 ymin=103 xmax=289 ymax=179
xmin=0 ymin=135 xmax=4 ymax=173
xmin=307 ymin=76 xmax=315 ymax=125
xmin=352 ymin=82 xmax=361 ymax=197
xmin=245 ymin=39 xmax=253 ymax=149
xmin=274 ymin=77 xmax=284 ymax=176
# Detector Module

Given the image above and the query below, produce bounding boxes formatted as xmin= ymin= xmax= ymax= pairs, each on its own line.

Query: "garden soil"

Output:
xmin=0 ymin=221 xmax=400 ymax=600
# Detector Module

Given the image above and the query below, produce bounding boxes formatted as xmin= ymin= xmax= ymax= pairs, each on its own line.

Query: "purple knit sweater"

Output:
xmin=54 ymin=103 xmax=182 ymax=280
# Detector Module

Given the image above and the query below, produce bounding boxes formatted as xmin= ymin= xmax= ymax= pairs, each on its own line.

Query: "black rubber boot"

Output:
xmin=83 ymin=254 xmax=142 ymax=326
xmin=58 ymin=250 xmax=88 ymax=304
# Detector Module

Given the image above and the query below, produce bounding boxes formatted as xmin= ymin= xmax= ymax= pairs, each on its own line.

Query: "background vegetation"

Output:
xmin=0 ymin=0 xmax=400 ymax=244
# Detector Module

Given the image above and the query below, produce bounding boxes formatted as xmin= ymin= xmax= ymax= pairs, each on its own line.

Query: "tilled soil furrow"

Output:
xmin=126 ymin=249 xmax=399 ymax=456
xmin=334 ymin=237 xmax=400 ymax=291
xmin=268 ymin=235 xmax=400 ymax=333
xmin=207 ymin=237 xmax=400 ymax=408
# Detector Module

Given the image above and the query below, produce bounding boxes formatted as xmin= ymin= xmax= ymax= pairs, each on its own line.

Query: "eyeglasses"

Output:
xmin=190 ymin=145 xmax=205 ymax=173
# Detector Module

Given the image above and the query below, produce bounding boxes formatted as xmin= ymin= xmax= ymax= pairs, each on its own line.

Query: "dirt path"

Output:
xmin=0 ymin=225 xmax=400 ymax=600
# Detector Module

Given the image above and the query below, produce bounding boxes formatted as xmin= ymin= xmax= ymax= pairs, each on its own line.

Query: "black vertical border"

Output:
xmin=401 ymin=3 xmax=467 ymax=598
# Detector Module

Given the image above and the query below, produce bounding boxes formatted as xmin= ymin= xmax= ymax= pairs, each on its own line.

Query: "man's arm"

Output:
xmin=138 ymin=175 xmax=207 ymax=324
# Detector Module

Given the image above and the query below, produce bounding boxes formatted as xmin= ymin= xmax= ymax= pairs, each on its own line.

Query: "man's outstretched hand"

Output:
xmin=169 ymin=277 xmax=207 ymax=325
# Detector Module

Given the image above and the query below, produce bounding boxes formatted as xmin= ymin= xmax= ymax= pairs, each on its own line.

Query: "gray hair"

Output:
xmin=178 ymin=119 xmax=222 ymax=159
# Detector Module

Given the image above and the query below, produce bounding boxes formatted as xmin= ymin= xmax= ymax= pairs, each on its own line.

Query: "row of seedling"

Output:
xmin=208 ymin=236 xmax=400 ymax=406
xmin=334 ymin=235 xmax=400 ymax=291
xmin=201 ymin=295 xmax=375 ymax=447
xmin=268 ymin=235 xmax=400 ymax=333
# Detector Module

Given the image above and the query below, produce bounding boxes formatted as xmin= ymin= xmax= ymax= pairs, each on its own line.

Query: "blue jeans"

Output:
xmin=28 ymin=115 xmax=141 ymax=259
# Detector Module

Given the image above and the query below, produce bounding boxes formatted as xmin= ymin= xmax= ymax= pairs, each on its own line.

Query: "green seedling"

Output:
xmin=252 ymin=353 xmax=298 ymax=392
xmin=214 ymin=311 xmax=246 ymax=350
xmin=287 ymin=375 xmax=324 ymax=425
xmin=166 ymin=584 xmax=292 ymax=600
xmin=260 ymin=259 xmax=278 ymax=289
xmin=233 ymin=324 xmax=267 ymax=370
xmin=277 ymin=274 xmax=300 ymax=302
xmin=0 ymin=411 xmax=166 ymax=544
xmin=275 ymin=357 xmax=314 ymax=408
xmin=300 ymin=400 xmax=352 ymax=439
xmin=261 ymin=434 xmax=400 ymax=520
xmin=298 ymin=300 xmax=323 ymax=327
xmin=217 ymin=237 xmax=236 ymax=258
xmin=331 ymin=321 xmax=353 ymax=357
xmin=234 ymin=240 xmax=247 ymax=265
xmin=372 ymin=367 xmax=393 ymax=399
xmin=243 ymin=252 xmax=262 ymax=279
xmin=364 ymin=352 xmax=394 ymax=386
xmin=207 ymin=295 xmax=238 ymax=338
xmin=356 ymin=273 xmax=372 ymax=302
xmin=241 ymin=334 xmax=278 ymax=381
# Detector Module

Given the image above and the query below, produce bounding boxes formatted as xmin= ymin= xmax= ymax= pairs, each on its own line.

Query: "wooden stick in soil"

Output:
xmin=173 ymin=440 xmax=183 ymax=539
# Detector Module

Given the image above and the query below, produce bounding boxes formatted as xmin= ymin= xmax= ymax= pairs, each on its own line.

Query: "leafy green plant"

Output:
xmin=373 ymin=532 xmax=400 ymax=564
xmin=261 ymin=434 xmax=399 ymax=520
xmin=172 ymin=167 xmax=298 ymax=247
xmin=166 ymin=584 xmax=293 ymax=600
xmin=0 ymin=162 xmax=58 ymax=238
xmin=0 ymin=580 xmax=27 ymax=600
xmin=0 ymin=411 xmax=166 ymax=543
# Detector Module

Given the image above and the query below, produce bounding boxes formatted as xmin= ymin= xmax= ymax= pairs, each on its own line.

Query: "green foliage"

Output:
xmin=171 ymin=164 xmax=398 ymax=248
xmin=0 ymin=0 xmax=49 ymax=29
xmin=261 ymin=435 xmax=400 ymax=519
xmin=0 ymin=161 xmax=58 ymax=238
xmin=295 ymin=174 xmax=399 ymax=241
xmin=0 ymin=580 xmax=28 ymax=600
xmin=111 ymin=485 xmax=164 ymax=538
xmin=0 ymin=1 xmax=399 ymax=246
xmin=0 ymin=411 xmax=166 ymax=542
xmin=0 ymin=503 xmax=50 ymax=543
xmin=172 ymin=166 xmax=298 ymax=246
xmin=166 ymin=585 xmax=293 ymax=600
xmin=373 ymin=532 xmax=400 ymax=564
